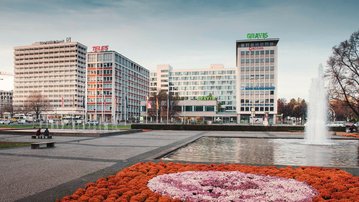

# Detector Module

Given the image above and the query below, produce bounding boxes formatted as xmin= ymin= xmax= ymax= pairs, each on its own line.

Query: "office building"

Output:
xmin=13 ymin=38 xmax=87 ymax=118
xmin=150 ymin=64 xmax=236 ymax=113
xmin=86 ymin=46 xmax=149 ymax=123
xmin=236 ymin=35 xmax=279 ymax=124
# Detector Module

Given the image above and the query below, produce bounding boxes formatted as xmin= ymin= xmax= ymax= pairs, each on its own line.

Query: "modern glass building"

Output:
xmin=236 ymin=37 xmax=279 ymax=124
xmin=150 ymin=64 xmax=236 ymax=113
xmin=86 ymin=46 xmax=149 ymax=123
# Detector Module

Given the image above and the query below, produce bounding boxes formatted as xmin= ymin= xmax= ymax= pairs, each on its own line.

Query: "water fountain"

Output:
xmin=159 ymin=64 xmax=359 ymax=168
xmin=304 ymin=64 xmax=330 ymax=145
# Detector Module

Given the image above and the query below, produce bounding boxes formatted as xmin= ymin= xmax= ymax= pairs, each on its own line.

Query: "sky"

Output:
xmin=0 ymin=0 xmax=358 ymax=100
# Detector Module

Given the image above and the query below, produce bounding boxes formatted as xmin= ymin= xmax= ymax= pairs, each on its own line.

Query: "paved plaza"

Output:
xmin=0 ymin=130 xmax=357 ymax=202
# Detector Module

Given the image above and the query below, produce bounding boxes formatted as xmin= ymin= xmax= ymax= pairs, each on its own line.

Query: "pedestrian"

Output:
xmin=44 ymin=128 xmax=50 ymax=137
xmin=35 ymin=128 xmax=41 ymax=137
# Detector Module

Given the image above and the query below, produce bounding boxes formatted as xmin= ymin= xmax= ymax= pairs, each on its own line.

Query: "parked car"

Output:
xmin=17 ymin=119 xmax=27 ymax=124
xmin=87 ymin=120 xmax=99 ymax=125
xmin=326 ymin=121 xmax=345 ymax=127
xmin=0 ymin=120 xmax=11 ymax=124
xmin=345 ymin=122 xmax=358 ymax=133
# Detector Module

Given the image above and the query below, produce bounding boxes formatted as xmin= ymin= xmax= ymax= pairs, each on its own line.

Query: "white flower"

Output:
xmin=147 ymin=171 xmax=317 ymax=201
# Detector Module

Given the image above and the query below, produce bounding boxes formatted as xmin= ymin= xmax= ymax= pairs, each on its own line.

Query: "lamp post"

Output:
xmin=145 ymin=96 xmax=148 ymax=124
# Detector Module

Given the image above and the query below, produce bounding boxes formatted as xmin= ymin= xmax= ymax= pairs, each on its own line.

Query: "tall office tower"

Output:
xmin=13 ymin=38 xmax=87 ymax=118
xmin=236 ymin=34 xmax=279 ymax=124
xmin=150 ymin=64 xmax=236 ymax=112
xmin=87 ymin=46 xmax=149 ymax=123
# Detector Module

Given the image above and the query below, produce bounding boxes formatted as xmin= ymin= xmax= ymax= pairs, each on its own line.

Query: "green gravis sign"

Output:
xmin=197 ymin=95 xmax=216 ymax=101
xmin=247 ymin=33 xmax=269 ymax=39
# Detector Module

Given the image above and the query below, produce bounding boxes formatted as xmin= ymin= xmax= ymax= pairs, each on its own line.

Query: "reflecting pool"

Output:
xmin=162 ymin=137 xmax=359 ymax=168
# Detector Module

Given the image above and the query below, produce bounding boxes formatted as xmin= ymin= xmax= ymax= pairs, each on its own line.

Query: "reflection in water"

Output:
xmin=162 ymin=137 xmax=359 ymax=168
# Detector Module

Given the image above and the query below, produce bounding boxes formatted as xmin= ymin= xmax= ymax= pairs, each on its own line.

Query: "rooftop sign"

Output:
xmin=246 ymin=33 xmax=269 ymax=39
xmin=38 ymin=37 xmax=71 ymax=45
xmin=92 ymin=45 xmax=109 ymax=52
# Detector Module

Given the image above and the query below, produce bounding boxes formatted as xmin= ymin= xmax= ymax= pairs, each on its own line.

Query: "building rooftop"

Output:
xmin=236 ymin=38 xmax=280 ymax=43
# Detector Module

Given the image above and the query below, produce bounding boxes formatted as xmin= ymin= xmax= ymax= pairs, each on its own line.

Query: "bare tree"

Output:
xmin=326 ymin=30 xmax=359 ymax=118
xmin=147 ymin=90 xmax=180 ymax=123
xmin=1 ymin=103 xmax=13 ymax=115
xmin=24 ymin=92 xmax=51 ymax=120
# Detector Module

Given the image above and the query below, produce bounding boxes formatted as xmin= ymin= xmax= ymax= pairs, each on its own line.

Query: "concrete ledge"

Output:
xmin=132 ymin=124 xmax=345 ymax=132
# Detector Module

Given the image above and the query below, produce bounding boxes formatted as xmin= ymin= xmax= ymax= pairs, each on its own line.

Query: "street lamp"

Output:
xmin=145 ymin=96 xmax=148 ymax=124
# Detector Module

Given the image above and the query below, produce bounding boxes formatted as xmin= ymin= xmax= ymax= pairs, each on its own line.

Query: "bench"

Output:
xmin=31 ymin=135 xmax=52 ymax=139
xmin=31 ymin=141 xmax=55 ymax=149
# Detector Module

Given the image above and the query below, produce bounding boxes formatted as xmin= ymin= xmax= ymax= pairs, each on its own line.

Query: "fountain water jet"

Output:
xmin=305 ymin=64 xmax=330 ymax=144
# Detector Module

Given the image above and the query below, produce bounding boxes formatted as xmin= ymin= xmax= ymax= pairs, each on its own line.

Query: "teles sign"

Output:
xmin=246 ymin=33 xmax=269 ymax=39
xmin=92 ymin=45 xmax=109 ymax=52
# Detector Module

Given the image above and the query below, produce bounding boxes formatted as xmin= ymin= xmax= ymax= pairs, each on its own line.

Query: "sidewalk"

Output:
xmin=0 ymin=130 xmax=201 ymax=202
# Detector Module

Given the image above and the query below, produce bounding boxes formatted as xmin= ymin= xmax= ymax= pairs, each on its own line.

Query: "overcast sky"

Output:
xmin=0 ymin=0 xmax=358 ymax=100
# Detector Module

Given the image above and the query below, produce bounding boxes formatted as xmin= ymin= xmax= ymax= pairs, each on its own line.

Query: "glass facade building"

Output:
xmin=150 ymin=64 xmax=236 ymax=112
xmin=236 ymin=38 xmax=279 ymax=124
xmin=87 ymin=48 xmax=149 ymax=123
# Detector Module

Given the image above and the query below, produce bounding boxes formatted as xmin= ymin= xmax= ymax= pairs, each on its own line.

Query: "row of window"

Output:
xmin=241 ymin=99 xmax=274 ymax=103
xmin=240 ymin=74 xmax=275 ymax=80
xmin=240 ymin=58 xmax=275 ymax=64
xmin=168 ymin=75 xmax=236 ymax=81
xmin=241 ymin=66 xmax=275 ymax=71
xmin=239 ymin=42 xmax=275 ymax=47
xmin=240 ymin=107 xmax=274 ymax=112
xmin=169 ymin=86 xmax=235 ymax=91
xmin=169 ymin=70 xmax=236 ymax=76
xmin=88 ymin=105 xmax=138 ymax=111
xmin=0 ymin=96 xmax=12 ymax=100
xmin=240 ymin=50 xmax=274 ymax=55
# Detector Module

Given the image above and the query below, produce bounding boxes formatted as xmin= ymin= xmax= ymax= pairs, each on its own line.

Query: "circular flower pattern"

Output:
xmin=148 ymin=171 xmax=317 ymax=202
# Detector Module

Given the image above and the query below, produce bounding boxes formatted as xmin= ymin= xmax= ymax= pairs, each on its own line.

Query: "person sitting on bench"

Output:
xmin=35 ymin=128 xmax=41 ymax=137
xmin=44 ymin=128 xmax=50 ymax=138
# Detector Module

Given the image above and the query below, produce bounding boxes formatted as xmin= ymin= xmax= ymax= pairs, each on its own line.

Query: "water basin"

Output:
xmin=162 ymin=137 xmax=359 ymax=168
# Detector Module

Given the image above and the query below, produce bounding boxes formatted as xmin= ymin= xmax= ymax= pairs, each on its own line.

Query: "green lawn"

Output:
xmin=0 ymin=142 xmax=31 ymax=149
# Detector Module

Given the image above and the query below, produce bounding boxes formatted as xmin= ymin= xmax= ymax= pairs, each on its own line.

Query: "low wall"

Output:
xmin=132 ymin=124 xmax=345 ymax=132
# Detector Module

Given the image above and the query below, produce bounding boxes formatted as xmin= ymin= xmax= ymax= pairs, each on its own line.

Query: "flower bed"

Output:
xmin=148 ymin=171 xmax=317 ymax=201
xmin=336 ymin=132 xmax=359 ymax=138
xmin=59 ymin=162 xmax=359 ymax=202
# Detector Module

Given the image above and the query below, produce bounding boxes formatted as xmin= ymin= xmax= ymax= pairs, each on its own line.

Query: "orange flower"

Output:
xmin=58 ymin=162 xmax=359 ymax=202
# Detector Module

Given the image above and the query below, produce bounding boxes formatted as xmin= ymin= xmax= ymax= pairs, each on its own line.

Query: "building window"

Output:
xmin=195 ymin=106 xmax=204 ymax=111
xmin=205 ymin=106 xmax=215 ymax=111
xmin=185 ymin=106 xmax=192 ymax=112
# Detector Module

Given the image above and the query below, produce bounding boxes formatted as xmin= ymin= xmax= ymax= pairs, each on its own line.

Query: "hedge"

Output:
xmin=132 ymin=124 xmax=345 ymax=132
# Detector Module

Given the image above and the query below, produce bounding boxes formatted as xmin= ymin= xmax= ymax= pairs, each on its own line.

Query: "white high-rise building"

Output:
xmin=236 ymin=36 xmax=279 ymax=124
xmin=13 ymin=38 xmax=87 ymax=117
xmin=86 ymin=46 xmax=149 ymax=123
